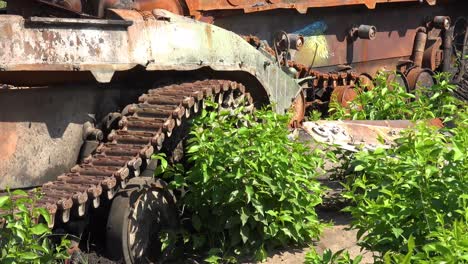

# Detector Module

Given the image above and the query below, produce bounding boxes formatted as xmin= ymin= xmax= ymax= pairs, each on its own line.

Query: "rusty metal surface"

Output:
xmin=0 ymin=85 xmax=122 ymax=190
xmin=406 ymin=67 xmax=435 ymax=91
xmin=423 ymin=37 xmax=443 ymax=70
xmin=0 ymin=9 xmax=301 ymax=113
xmin=13 ymin=0 xmax=441 ymax=18
xmin=330 ymin=85 xmax=359 ymax=108
xmin=303 ymin=120 xmax=410 ymax=151
xmin=302 ymin=119 xmax=441 ymax=152
xmin=289 ymin=92 xmax=305 ymax=128
xmin=184 ymin=0 xmax=436 ymax=17
xmin=302 ymin=118 xmax=443 ymax=151
xmin=213 ymin=3 xmax=460 ymax=76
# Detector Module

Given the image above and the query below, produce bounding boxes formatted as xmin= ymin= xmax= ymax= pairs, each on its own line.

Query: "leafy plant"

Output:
xmin=342 ymin=111 xmax=467 ymax=259
xmin=329 ymin=72 xmax=461 ymax=121
xmin=0 ymin=189 xmax=70 ymax=263
xmin=157 ymin=104 xmax=326 ymax=262
xmin=329 ymin=73 xmax=414 ymax=120
xmin=383 ymin=207 xmax=468 ymax=264
xmin=304 ymin=248 xmax=362 ymax=264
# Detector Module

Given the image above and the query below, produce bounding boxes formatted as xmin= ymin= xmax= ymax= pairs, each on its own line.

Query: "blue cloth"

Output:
xmin=293 ymin=21 xmax=327 ymax=36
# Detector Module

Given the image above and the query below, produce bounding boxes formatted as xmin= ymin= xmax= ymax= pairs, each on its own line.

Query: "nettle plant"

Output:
xmin=158 ymin=104 xmax=326 ymax=262
xmin=329 ymin=72 xmax=460 ymax=121
xmin=342 ymin=109 xmax=468 ymax=261
xmin=0 ymin=190 xmax=70 ymax=264
xmin=385 ymin=205 xmax=468 ymax=264
xmin=304 ymin=248 xmax=363 ymax=264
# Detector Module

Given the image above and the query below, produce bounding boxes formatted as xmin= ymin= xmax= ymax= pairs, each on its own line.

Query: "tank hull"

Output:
xmin=0 ymin=86 xmax=122 ymax=189
xmin=0 ymin=9 xmax=302 ymax=189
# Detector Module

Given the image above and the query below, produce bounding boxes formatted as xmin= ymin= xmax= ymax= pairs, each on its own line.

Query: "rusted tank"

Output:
xmin=0 ymin=0 xmax=466 ymax=262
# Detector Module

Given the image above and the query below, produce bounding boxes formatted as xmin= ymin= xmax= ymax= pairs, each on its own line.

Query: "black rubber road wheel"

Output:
xmin=106 ymin=177 xmax=178 ymax=264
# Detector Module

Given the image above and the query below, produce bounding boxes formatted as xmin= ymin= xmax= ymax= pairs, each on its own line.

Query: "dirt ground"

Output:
xmin=79 ymin=176 xmax=374 ymax=263
xmin=81 ymin=210 xmax=374 ymax=264
xmin=262 ymin=211 xmax=374 ymax=264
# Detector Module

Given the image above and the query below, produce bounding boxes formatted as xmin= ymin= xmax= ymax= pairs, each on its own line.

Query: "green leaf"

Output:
xmin=16 ymin=229 xmax=27 ymax=242
xmin=240 ymin=207 xmax=249 ymax=226
xmin=240 ymin=225 xmax=249 ymax=243
xmin=252 ymin=199 xmax=264 ymax=216
xmin=373 ymin=147 xmax=385 ymax=155
xmin=407 ymin=235 xmax=415 ymax=252
xmin=12 ymin=190 xmax=28 ymax=197
xmin=281 ymin=228 xmax=293 ymax=238
xmin=29 ymin=223 xmax=50 ymax=235
xmin=354 ymin=165 xmax=365 ymax=172
xmin=254 ymin=245 xmax=268 ymax=262
xmin=228 ymin=190 xmax=239 ymax=203
xmin=205 ymin=254 xmax=221 ymax=264
xmin=35 ymin=207 xmax=52 ymax=227
xmin=401 ymin=235 xmax=415 ymax=264
xmin=353 ymin=255 xmax=363 ymax=264
xmin=202 ymin=163 xmax=209 ymax=183
xmin=391 ymin=227 xmax=403 ymax=238
xmin=245 ymin=185 xmax=253 ymax=203
xmin=19 ymin=252 xmax=39 ymax=260
xmin=0 ymin=196 xmax=10 ymax=208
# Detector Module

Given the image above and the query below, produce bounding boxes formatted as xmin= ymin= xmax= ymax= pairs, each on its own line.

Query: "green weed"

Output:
xmin=157 ymin=104 xmax=326 ymax=262
xmin=0 ymin=190 xmax=70 ymax=263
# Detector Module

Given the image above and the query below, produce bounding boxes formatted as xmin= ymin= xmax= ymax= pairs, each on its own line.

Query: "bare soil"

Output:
xmin=261 ymin=211 xmax=374 ymax=264
xmin=78 ymin=211 xmax=373 ymax=264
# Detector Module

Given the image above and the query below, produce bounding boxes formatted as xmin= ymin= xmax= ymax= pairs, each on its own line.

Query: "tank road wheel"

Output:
xmin=106 ymin=177 xmax=178 ymax=263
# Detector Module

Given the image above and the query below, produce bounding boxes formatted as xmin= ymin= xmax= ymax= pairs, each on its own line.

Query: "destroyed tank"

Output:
xmin=0 ymin=0 xmax=466 ymax=262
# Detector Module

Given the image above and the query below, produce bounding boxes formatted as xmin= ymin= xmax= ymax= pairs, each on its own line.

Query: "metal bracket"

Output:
xmin=297 ymin=76 xmax=316 ymax=85
xmin=26 ymin=17 xmax=133 ymax=28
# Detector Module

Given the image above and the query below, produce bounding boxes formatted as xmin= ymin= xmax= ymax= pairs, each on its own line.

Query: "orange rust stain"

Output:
xmin=361 ymin=40 xmax=369 ymax=63
xmin=0 ymin=123 xmax=18 ymax=161
xmin=1 ymin=24 xmax=13 ymax=37
xmin=134 ymin=0 xmax=184 ymax=15
xmin=205 ymin=24 xmax=213 ymax=49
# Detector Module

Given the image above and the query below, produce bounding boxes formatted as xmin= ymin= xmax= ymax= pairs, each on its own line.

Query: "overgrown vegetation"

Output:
xmin=157 ymin=103 xmax=327 ymax=262
xmin=0 ymin=190 xmax=70 ymax=263
xmin=343 ymin=117 xmax=467 ymax=261
xmin=329 ymin=72 xmax=460 ymax=121
xmin=0 ymin=1 xmax=6 ymax=9
xmin=1 ymin=71 xmax=464 ymax=263
xmin=305 ymin=248 xmax=363 ymax=264
xmin=155 ymin=73 xmax=466 ymax=263
xmin=328 ymin=72 xmax=468 ymax=263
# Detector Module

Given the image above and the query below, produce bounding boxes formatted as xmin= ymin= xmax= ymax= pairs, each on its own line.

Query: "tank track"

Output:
xmin=0 ymin=80 xmax=252 ymax=228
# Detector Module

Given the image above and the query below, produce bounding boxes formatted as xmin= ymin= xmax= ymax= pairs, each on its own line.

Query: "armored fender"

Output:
xmin=0 ymin=9 xmax=301 ymax=113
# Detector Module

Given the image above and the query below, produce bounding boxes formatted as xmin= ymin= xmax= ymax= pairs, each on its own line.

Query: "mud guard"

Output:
xmin=0 ymin=9 xmax=302 ymax=114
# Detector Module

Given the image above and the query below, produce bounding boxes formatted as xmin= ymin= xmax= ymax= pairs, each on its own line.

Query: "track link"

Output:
xmin=1 ymin=80 xmax=251 ymax=228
